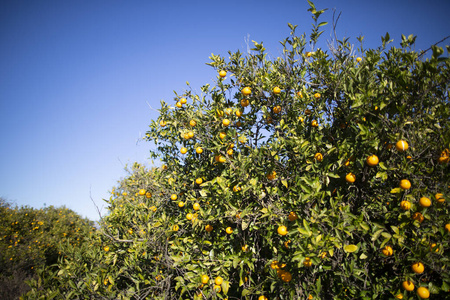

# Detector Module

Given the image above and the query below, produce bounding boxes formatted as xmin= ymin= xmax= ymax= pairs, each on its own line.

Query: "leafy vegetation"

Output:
xmin=24 ymin=1 xmax=450 ymax=299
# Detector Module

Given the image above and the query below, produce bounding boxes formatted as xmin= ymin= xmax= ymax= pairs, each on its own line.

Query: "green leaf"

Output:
xmin=344 ymin=244 xmax=358 ymax=253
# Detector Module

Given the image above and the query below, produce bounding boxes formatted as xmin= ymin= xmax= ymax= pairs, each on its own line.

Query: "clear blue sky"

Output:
xmin=1 ymin=0 xmax=449 ymax=221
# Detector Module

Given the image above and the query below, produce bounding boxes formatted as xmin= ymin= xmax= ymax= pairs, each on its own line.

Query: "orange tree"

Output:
xmin=27 ymin=2 xmax=450 ymax=299
xmin=0 ymin=198 xmax=95 ymax=299
xmin=141 ymin=2 xmax=449 ymax=299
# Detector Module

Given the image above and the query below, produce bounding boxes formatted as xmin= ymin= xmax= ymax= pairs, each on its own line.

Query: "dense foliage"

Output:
xmin=26 ymin=2 xmax=449 ymax=299
xmin=0 ymin=198 xmax=94 ymax=299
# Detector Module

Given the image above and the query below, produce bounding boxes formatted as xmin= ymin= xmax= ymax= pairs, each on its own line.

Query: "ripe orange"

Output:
xmin=189 ymin=120 xmax=197 ymax=127
xmin=172 ymin=225 xmax=179 ymax=231
xmin=222 ymin=119 xmax=230 ymax=126
xmin=446 ymin=223 xmax=450 ymax=232
xmin=381 ymin=245 xmax=393 ymax=256
xmin=284 ymin=240 xmax=291 ymax=248
xmin=171 ymin=194 xmax=178 ymax=201
xmin=193 ymin=203 xmax=200 ymax=211
xmin=396 ymin=293 xmax=403 ymax=299
xmin=188 ymin=131 xmax=194 ymax=138
xmin=180 ymin=147 xmax=187 ymax=154
xmin=297 ymin=91 xmax=303 ymax=98
xmin=439 ymin=148 xmax=450 ymax=163
xmin=233 ymin=186 xmax=241 ymax=192
xmin=288 ymin=211 xmax=298 ymax=221
xmin=218 ymin=155 xmax=226 ymax=163
xmin=311 ymin=120 xmax=318 ymax=127
xmin=146 ymin=192 xmax=152 ymax=198
xmin=139 ymin=189 xmax=146 ymax=196
xmin=270 ymin=260 xmax=280 ymax=269
xmin=213 ymin=284 xmax=221 ymax=292
xmin=366 ymin=155 xmax=379 ymax=167
xmin=266 ymin=171 xmax=277 ymax=180
xmin=314 ymin=93 xmax=321 ymax=99
xmin=273 ymin=105 xmax=282 ymax=114
xmin=419 ymin=197 xmax=431 ymax=207
xmin=416 ymin=287 xmax=430 ymax=299
xmin=345 ymin=173 xmax=356 ymax=183
xmin=205 ymin=224 xmax=213 ymax=232
xmin=277 ymin=225 xmax=288 ymax=236
xmin=303 ymin=257 xmax=312 ymax=267
xmin=227 ymin=148 xmax=233 ymax=156
xmin=186 ymin=213 xmax=193 ymax=220
xmin=159 ymin=120 xmax=167 ymax=127
xmin=396 ymin=140 xmax=409 ymax=152
xmin=400 ymin=200 xmax=411 ymax=211
xmin=240 ymin=98 xmax=250 ymax=107
xmin=215 ymin=276 xmax=223 ymax=285
xmin=219 ymin=132 xmax=226 ymax=139
xmin=435 ymin=193 xmax=445 ymax=203
xmin=104 ymin=246 xmax=110 ymax=252
xmin=280 ymin=270 xmax=292 ymax=282
xmin=273 ymin=86 xmax=281 ymax=94
xmin=356 ymin=57 xmax=362 ymax=62
xmin=430 ymin=243 xmax=439 ymax=252
xmin=180 ymin=98 xmax=187 ymax=104
xmin=242 ymin=244 xmax=249 ymax=252
xmin=412 ymin=262 xmax=424 ymax=274
xmin=196 ymin=147 xmax=203 ymax=154
xmin=314 ymin=153 xmax=323 ymax=162
xmin=178 ymin=201 xmax=184 ymax=208
xmin=176 ymin=102 xmax=182 ymax=108
xmin=258 ymin=296 xmax=268 ymax=300
xmin=412 ymin=212 xmax=424 ymax=223
xmin=402 ymin=280 xmax=414 ymax=291
xmin=235 ymin=110 xmax=242 ymax=117
xmin=298 ymin=116 xmax=304 ymax=123
xmin=241 ymin=87 xmax=252 ymax=96
xmin=201 ymin=274 xmax=209 ymax=284
xmin=195 ymin=178 xmax=203 ymax=185
xmin=226 ymin=227 xmax=233 ymax=234
xmin=399 ymin=179 xmax=411 ymax=190
xmin=219 ymin=70 xmax=227 ymax=78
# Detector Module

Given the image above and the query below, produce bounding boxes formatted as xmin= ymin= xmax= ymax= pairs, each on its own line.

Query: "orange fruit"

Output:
xmin=235 ymin=110 xmax=242 ymax=117
xmin=201 ymin=274 xmax=210 ymax=284
xmin=240 ymin=99 xmax=250 ymax=107
xmin=345 ymin=173 xmax=356 ymax=183
xmin=280 ymin=270 xmax=292 ymax=282
xmin=297 ymin=91 xmax=303 ymax=98
xmin=303 ymin=257 xmax=312 ymax=267
xmin=241 ymin=87 xmax=251 ymax=96
xmin=195 ymin=178 xmax=203 ymax=185
xmin=277 ymin=225 xmax=288 ymax=236
xmin=298 ymin=116 xmax=304 ymax=123
xmin=139 ymin=189 xmax=146 ymax=195
xmin=241 ymin=244 xmax=249 ymax=252
xmin=219 ymin=70 xmax=227 ymax=78
xmin=311 ymin=120 xmax=318 ymax=127
xmin=356 ymin=57 xmax=362 ymax=62
xmin=193 ymin=203 xmax=200 ymax=211
xmin=180 ymin=147 xmax=187 ymax=154
xmin=400 ymin=200 xmax=411 ymax=211
xmin=396 ymin=294 xmax=403 ymax=299
xmin=412 ymin=262 xmax=424 ymax=274
xmin=419 ymin=197 xmax=431 ymax=208
xmin=273 ymin=86 xmax=281 ymax=94
xmin=227 ymin=148 xmax=234 ymax=156
xmin=171 ymin=194 xmax=178 ymax=201
xmin=172 ymin=225 xmax=179 ymax=231
xmin=233 ymin=186 xmax=241 ymax=192
xmin=159 ymin=120 xmax=167 ymax=127
xmin=222 ymin=119 xmax=230 ymax=126
xmin=288 ymin=211 xmax=298 ymax=221
xmin=180 ymin=98 xmax=187 ymax=104
xmin=446 ymin=223 xmax=450 ymax=232
xmin=402 ymin=280 xmax=414 ymax=291
xmin=273 ymin=105 xmax=282 ymax=114
xmin=218 ymin=155 xmax=226 ymax=163
xmin=205 ymin=224 xmax=213 ymax=232
xmin=224 ymin=108 xmax=232 ymax=116
xmin=430 ymin=243 xmax=439 ymax=252
xmin=219 ymin=132 xmax=226 ymax=139
xmin=225 ymin=227 xmax=233 ymax=234
xmin=305 ymin=109 xmax=312 ymax=115
xmin=284 ymin=240 xmax=291 ymax=248
xmin=416 ymin=287 xmax=430 ymax=299
xmin=435 ymin=193 xmax=445 ymax=203
xmin=266 ymin=171 xmax=277 ymax=180
xmin=366 ymin=155 xmax=379 ymax=167
xmin=314 ymin=93 xmax=321 ymax=99
xmin=104 ymin=246 xmax=109 ymax=252
xmin=412 ymin=212 xmax=424 ymax=223
xmin=189 ymin=119 xmax=197 ymax=127
xmin=215 ymin=276 xmax=223 ymax=285
xmin=186 ymin=213 xmax=193 ymax=220
xmin=396 ymin=140 xmax=409 ymax=152
xmin=314 ymin=153 xmax=323 ymax=162
xmin=188 ymin=131 xmax=194 ymax=138
xmin=381 ymin=245 xmax=393 ymax=256
xmin=270 ymin=261 xmax=279 ymax=269
xmin=213 ymin=284 xmax=221 ymax=292
xmin=258 ymin=296 xmax=268 ymax=300
xmin=196 ymin=147 xmax=203 ymax=154
xmin=399 ymin=179 xmax=411 ymax=190
xmin=178 ymin=201 xmax=184 ymax=208
xmin=146 ymin=192 xmax=152 ymax=198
